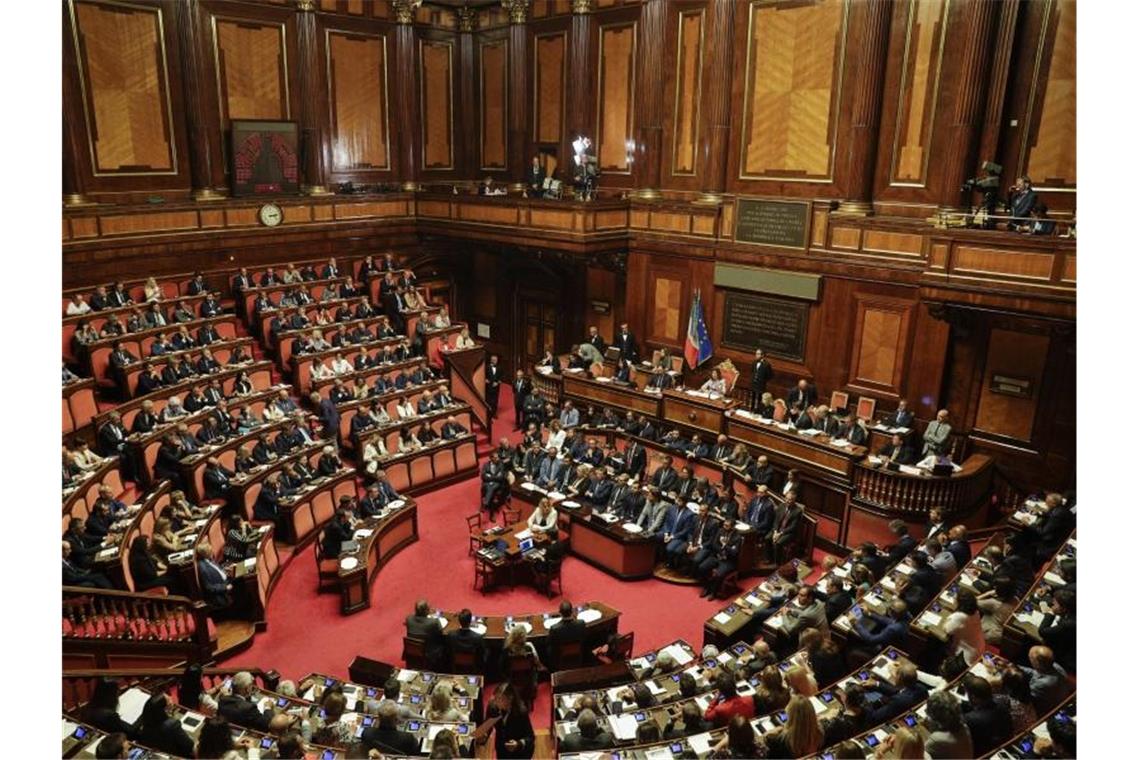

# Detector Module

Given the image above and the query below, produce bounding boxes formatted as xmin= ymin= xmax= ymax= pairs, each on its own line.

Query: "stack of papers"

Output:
xmin=661 ymin=643 xmax=694 ymax=666
xmin=354 ymin=528 xmax=374 ymax=539
xmin=396 ymin=669 xmax=417 ymax=682
xmin=713 ymin=611 xmax=734 ymax=625
xmin=116 ymin=687 xmax=150 ymax=724
xmin=622 ymin=522 xmax=643 ymax=533
xmin=919 ymin=610 xmax=943 ymax=627
xmin=577 ymin=608 xmax=603 ymax=623
xmin=607 ymin=713 xmax=639 ymax=741
xmin=688 ymin=733 xmax=713 ymax=755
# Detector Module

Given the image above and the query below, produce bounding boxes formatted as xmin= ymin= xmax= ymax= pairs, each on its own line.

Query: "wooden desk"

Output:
xmin=701 ymin=558 xmax=811 ymax=649
xmin=376 ymin=433 xmax=479 ymax=494
xmin=62 ymin=294 xmax=209 ymax=363
xmin=661 ymin=388 xmax=737 ymax=437
xmin=274 ymin=315 xmax=395 ymax=368
xmin=117 ymin=337 xmax=254 ymax=398
xmin=272 ymin=469 xmax=359 ymax=546
xmin=63 ymin=457 xmax=123 ymax=524
xmin=292 ymin=337 xmax=409 ymax=394
xmin=336 ymin=380 xmax=448 ymax=445
xmin=336 ymin=501 xmax=419 ymax=614
xmin=178 ymin=416 xmax=312 ymax=504
xmin=567 ymin=511 xmax=658 ymax=580
xmin=239 ymin=276 xmax=345 ymax=319
xmin=309 ymin=357 xmax=427 ymax=400
xmin=82 ymin=314 xmax=237 ymax=387
xmin=301 ymin=668 xmax=484 ymax=723
xmin=561 ymin=372 xmax=663 ymax=417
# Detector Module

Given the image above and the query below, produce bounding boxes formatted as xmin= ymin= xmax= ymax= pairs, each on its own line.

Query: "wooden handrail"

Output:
xmin=62 ymin=666 xmax=278 ymax=711
xmin=444 ymin=346 xmax=491 ymax=433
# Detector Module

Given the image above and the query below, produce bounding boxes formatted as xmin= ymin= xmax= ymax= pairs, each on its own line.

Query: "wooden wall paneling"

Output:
xmin=480 ymin=39 xmax=508 ymax=170
xmin=71 ymin=0 xmax=178 ymax=175
xmin=324 ymin=26 xmax=391 ymax=177
xmin=662 ymin=2 xmax=703 ymax=187
xmin=532 ymin=31 xmax=566 ymax=147
xmin=66 ymin=0 xmax=191 ymax=196
xmin=419 ymin=37 xmax=455 ymax=170
xmin=695 ymin=0 xmax=735 ymax=198
xmin=735 ymin=0 xmax=847 ymax=184
xmin=506 ymin=3 xmax=531 ymax=181
xmin=846 ymin=294 xmax=914 ymax=395
xmin=565 ymin=4 xmax=595 ymax=172
xmin=203 ymin=1 xmax=298 ymax=188
xmin=905 ymin=304 xmax=950 ymax=421
xmin=887 ymin=0 xmax=948 ymax=186
xmin=973 ymin=328 xmax=1049 ymax=443
xmin=632 ymin=0 xmax=667 ymax=194
xmin=596 ymin=21 xmax=637 ymax=178
xmin=1019 ymin=0 xmax=1076 ymax=194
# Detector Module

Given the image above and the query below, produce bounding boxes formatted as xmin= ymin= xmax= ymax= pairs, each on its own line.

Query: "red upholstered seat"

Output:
xmin=456 ymin=442 xmax=477 ymax=471
xmin=433 ymin=449 xmax=455 ymax=478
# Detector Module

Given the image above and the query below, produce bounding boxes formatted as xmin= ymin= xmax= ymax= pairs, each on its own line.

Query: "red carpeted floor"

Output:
xmin=219 ymin=390 xmax=836 ymax=720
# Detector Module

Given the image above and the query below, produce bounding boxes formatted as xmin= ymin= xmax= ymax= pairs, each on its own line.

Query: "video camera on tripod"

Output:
xmin=960 ymin=161 xmax=1003 ymax=228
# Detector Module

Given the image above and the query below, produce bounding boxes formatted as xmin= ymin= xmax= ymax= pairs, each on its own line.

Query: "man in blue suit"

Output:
xmin=311 ymin=391 xmax=341 ymax=441
xmin=743 ymin=486 xmax=777 ymax=539
xmin=658 ymin=499 xmax=695 ymax=562
xmin=196 ymin=543 xmax=232 ymax=614
xmin=850 ymin=599 xmax=911 ymax=663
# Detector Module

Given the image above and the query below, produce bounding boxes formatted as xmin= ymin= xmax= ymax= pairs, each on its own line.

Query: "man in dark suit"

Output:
xmin=884 ymin=519 xmax=917 ymax=567
xmin=512 ymin=370 xmax=532 ymax=430
xmin=922 ymin=506 xmax=946 ymax=542
xmin=814 ymin=575 xmax=855 ymax=622
xmin=486 ymin=354 xmax=503 ymax=418
xmin=526 ymin=154 xmax=546 ymax=197
xmin=203 ymin=457 xmax=234 ymax=500
xmin=885 ymin=399 xmax=914 ymax=429
xmin=771 ymin=491 xmax=803 ymax=562
xmin=676 ymin=504 xmax=718 ymax=573
xmin=232 ymin=268 xmax=252 ymax=294
xmin=878 ymin=433 xmax=917 ymax=466
xmin=154 ymin=434 xmax=185 ymax=488
xmin=786 ymin=378 xmax=817 ymax=414
xmin=613 ymin=323 xmax=638 ymax=361
xmin=218 ymin=671 xmax=272 ymax=731
xmin=587 ymin=326 xmax=607 ymax=355
xmin=866 ymin=662 xmax=928 ymax=725
xmin=320 ymin=509 xmax=355 ymax=560
xmin=306 ymin=391 xmax=340 ymax=441
xmin=582 ymin=469 xmax=613 ymax=509
xmin=96 ymin=411 xmax=129 ymax=459
xmin=548 ymin=600 xmax=587 ymax=661
xmin=960 ymin=674 xmax=1013 ymax=755
xmin=447 ymin=608 xmax=486 ymax=670
xmin=622 ymin=440 xmax=647 ymax=480
xmin=62 ymin=541 xmax=113 ymax=588
xmin=749 ymin=349 xmax=773 ymax=412
xmin=649 ymin=455 xmax=678 ymax=493
xmin=1007 ymin=176 xmax=1038 ymax=229
xmin=1037 ymin=589 xmax=1076 ymax=673
xmin=480 ymin=451 xmax=509 ymax=516
xmin=743 ymin=486 xmax=777 ymax=538
xmin=698 ymin=516 xmax=742 ymax=597
xmin=361 ymin=702 xmax=419 ymax=756
xmin=195 ymin=543 xmax=232 ymax=613
xmin=945 ymin=525 xmax=971 ymax=569
xmin=405 ymin=599 xmax=446 ymax=668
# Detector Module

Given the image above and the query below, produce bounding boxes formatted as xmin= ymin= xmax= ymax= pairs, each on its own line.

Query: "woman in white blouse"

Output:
xmin=527 ymin=498 xmax=559 ymax=533
xmin=944 ymin=590 xmax=986 ymax=665
xmin=310 ymin=362 xmax=333 ymax=381
xmin=700 ymin=368 xmax=726 ymax=395
xmin=396 ymin=397 xmax=417 ymax=420
xmin=369 ymin=402 xmax=391 ymax=425
xmin=398 ymin=427 xmax=422 ymax=453
xmin=545 ymin=420 xmax=566 ymax=453
xmin=362 ymin=438 xmax=389 ymax=475
xmin=330 ymin=353 xmax=353 ymax=375
xmin=454 ymin=327 xmax=475 ymax=349
xmin=433 ymin=306 xmax=451 ymax=328
xmin=143 ymin=277 xmax=162 ymax=302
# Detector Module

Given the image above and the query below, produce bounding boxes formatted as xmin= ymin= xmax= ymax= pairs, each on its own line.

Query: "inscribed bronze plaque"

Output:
xmin=722 ymin=291 xmax=808 ymax=361
xmin=734 ymin=198 xmax=810 ymax=248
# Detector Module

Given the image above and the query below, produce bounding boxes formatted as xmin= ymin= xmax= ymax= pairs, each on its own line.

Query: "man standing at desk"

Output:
xmin=526 ymin=155 xmax=545 ymax=198
xmin=512 ymin=370 xmax=531 ymax=430
xmin=547 ymin=600 xmax=587 ymax=661
xmin=613 ymin=323 xmax=638 ymax=361
xmin=405 ymin=599 xmax=446 ymax=669
xmin=886 ymin=399 xmax=914 ymax=429
xmin=486 ymin=354 xmax=503 ymax=419
xmin=922 ymin=409 xmax=953 ymax=457
xmin=587 ymin=326 xmax=607 ymax=355
xmin=750 ymin=350 xmax=773 ymax=412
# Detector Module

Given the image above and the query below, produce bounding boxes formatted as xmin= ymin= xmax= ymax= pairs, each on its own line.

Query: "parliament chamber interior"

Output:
xmin=51 ymin=0 xmax=1091 ymax=758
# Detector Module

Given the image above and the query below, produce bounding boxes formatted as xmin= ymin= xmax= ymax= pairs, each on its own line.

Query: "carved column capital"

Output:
xmin=572 ymin=0 xmax=595 ymax=14
xmin=391 ymin=0 xmax=420 ymax=25
xmin=456 ymin=6 xmax=478 ymax=33
xmin=501 ymin=0 xmax=530 ymax=25
xmin=295 ymin=0 xmax=315 ymax=12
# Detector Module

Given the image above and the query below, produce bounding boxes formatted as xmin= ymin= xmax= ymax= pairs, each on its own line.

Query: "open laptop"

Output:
xmin=519 ymin=537 xmax=535 ymax=553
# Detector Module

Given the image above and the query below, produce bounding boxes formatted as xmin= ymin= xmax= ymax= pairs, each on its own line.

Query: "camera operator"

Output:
xmin=1007 ymin=176 xmax=1038 ymax=230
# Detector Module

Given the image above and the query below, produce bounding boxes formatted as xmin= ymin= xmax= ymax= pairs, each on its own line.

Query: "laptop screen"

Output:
xmin=519 ymin=538 xmax=535 ymax=552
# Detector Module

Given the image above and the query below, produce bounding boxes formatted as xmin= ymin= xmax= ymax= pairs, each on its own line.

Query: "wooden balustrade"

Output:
xmin=62 ymin=586 xmax=215 ymax=670
xmin=852 ymin=454 xmax=993 ymax=519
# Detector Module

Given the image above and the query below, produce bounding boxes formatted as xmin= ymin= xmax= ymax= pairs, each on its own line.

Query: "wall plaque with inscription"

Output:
xmin=721 ymin=291 xmax=809 ymax=361
xmin=734 ymin=198 xmax=810 ymax=249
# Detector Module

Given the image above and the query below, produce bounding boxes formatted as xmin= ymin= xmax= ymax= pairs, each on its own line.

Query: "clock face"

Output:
xmin=259 ymin=203 xmax=283 ymax=227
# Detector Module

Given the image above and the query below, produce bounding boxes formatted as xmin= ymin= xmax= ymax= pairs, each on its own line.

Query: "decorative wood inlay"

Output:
xmin=929 ymin=242 xmax=949 ymax=268
xmin=534 ymin=33 xmax=565 ymax=143
xmin=199 ymin=210 xmax=225 ymax=228
xmin=890 ymin=0 xmax=947 ymax=185
xmin=529 ymin=208 xmax=576 ymax=230
xmin=597 ymin=23 xmax=637 ymax=173
xmin=1024 ymin=0 xmax=1076 ymax=189
xmin=974 ymin=328 xmax=1049 ymax=442
xmin=863 ymin=230 xmax=924 ymax=256
xmin=312 ymin=204 xmax=334 ymax=221
xmin=100 ymin=211 xmax=199 ymax=236
xmin=648 ymin=211 xmax=691 ymax=234
xmin=213 ymin=19 xmax=289 ymax=123
xmin=691 ymin=215 xmax=715 ymax=236
xmin=281 ymin=205 xmax=312 ymax=224
xmin=849 ymin=294 xmax=913 ymax=393
xmin=333 ymin=201 xmax=408 ymax=219
xmin=420 ymin=40 xmax=454 ymax=169
xmin=327 ymin=31 xmax=390 ymax=171
xmin=830 ymin=226 xmax=861 ymax=250
xmin=481 ymin=40 xmax=508 ymax=168
xmin=72 ymin=0 xmax=177 ymax=175
xmin=811 ymin=210 xmax=829 ymax=247
xmin=416 ymin=200 xmax=452 ymax=218
xmin=671 ymin=9 xmax=703 ymax=175
xmin=630 ymin=210 xmax=649 ymax=229
xmin=652 ymin=276 xmax=683 ymax=341
xmin=594 ymin=209 xmax=629 ymax=229
xmin=740 ymin=0 xmax=846 ymax=180
xmin=953 ymin=246 xmax=1055 ymax=281
xmin=224 ymin=207 xmax=259 ymax=227
xmin=70 ymin=217 xmax=100 ymax=238
xmin=1061 ymin=255 xmax=1075 ymax=283
xmin=458 ymin=204 xmax=519 ymax=224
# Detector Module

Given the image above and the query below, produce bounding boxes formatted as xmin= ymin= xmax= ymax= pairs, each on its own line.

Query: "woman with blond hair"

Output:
xmin=764 ymin=694 xmax=823 ymax=758
xmin=426 ymin=680 xmax=466 ymax=722
xmin=875 ymin=726 xmax=924 ymax=759
xmin=784 ymin=664 xmax=818 ymax=698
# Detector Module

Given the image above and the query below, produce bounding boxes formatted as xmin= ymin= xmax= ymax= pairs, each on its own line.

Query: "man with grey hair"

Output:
xmin=361 ymin=700 xmax=418 ymax=755
xmin=217 ymin=671 xmax=271 ymax=731
xmin=560 ymin=708 xmax=614 ymax=751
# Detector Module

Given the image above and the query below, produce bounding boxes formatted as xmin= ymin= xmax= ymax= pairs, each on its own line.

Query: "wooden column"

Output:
xmin=457 ymin=7 xmax=478 ymax=179
xmin=62 ymin=14 xmax=93 ymax=207
xmin=504 ymin=0 xmax=531 ymax=185
xmin=566 ymin=0 xmax=594 ymax=143
xmin=295 ymin=0 xmax=330 ymax=194
xmin=176 ymin=0 xmax=225 ymax=200
xmin=695 ymin=0 xmax=735 ymax=203
xmin=633 ymin=0 xmax=667 ymax=199
xmin=834 ymin=0 xmax=892 ymax=215
xmin=935 ymin=0 xmax=999 ymax=211
xmin=977 ymin=0 xmax=1022 ymax=167
xmin=392 ymin=0 xmax=420 ymax=191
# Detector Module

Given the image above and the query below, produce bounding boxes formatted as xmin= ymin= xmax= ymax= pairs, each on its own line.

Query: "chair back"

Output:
xmin=451 ymin=648 xmax=479 ymax=674
xmin=856 ymin=396 xmax=877 ymax=421
xmin=829 ymin=390 xmax=850 ymax=412
xmin=503 ymin=507 xmax=521 ymax=525
xmin=554 ymin=639 xmax=584 ymax=670
xmin=402 ymin=636 xmax=428 ymax=669
xmin=614 ymin=632 xmax=634 ymax=661
xmin=466 ymin=513 xmax=483 ymax=533
xmin=773 ymin=399 xmax=787 ymax=422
